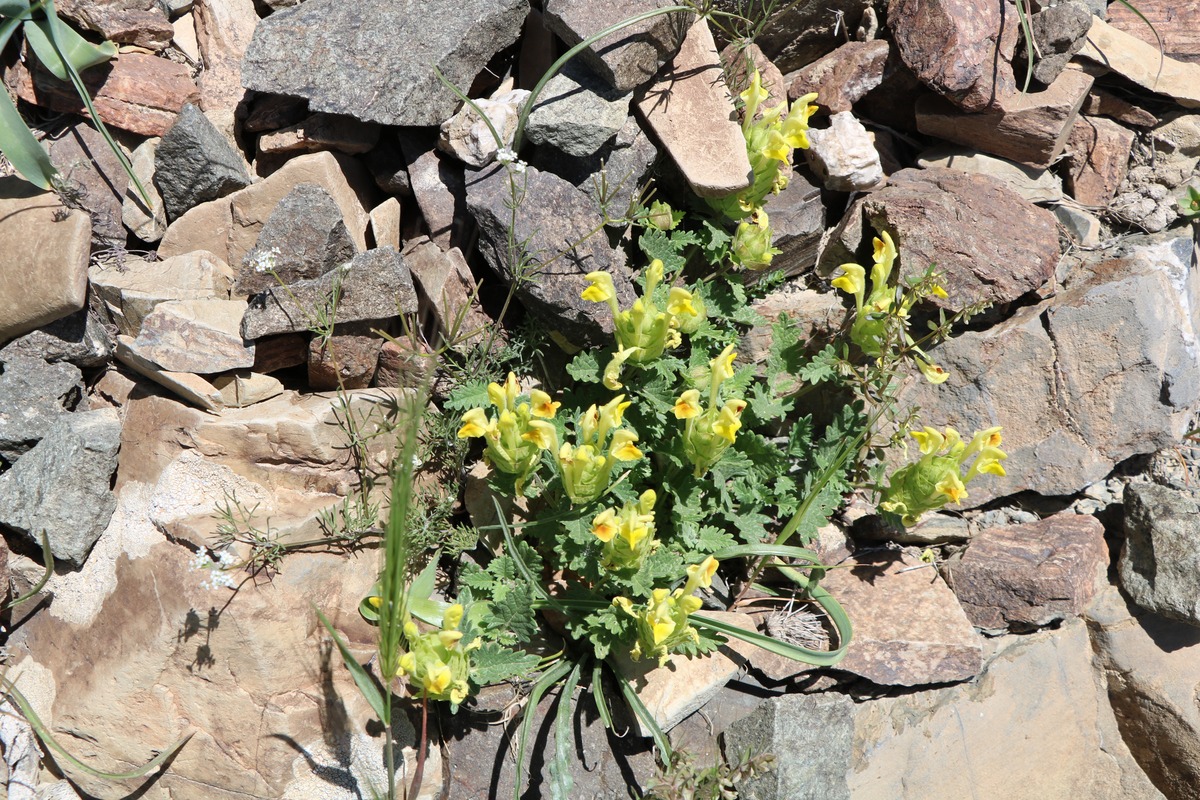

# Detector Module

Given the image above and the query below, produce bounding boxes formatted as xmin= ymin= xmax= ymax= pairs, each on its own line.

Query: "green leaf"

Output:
xmin=549 ymin=657 xmax=585 ymax=800
xmin=314 ymin=605 xmax=388 ymax=722
xmin=7 ymin=530 xmax=52 ymax=610
xmin=0 ymin=21 xmax=58 ymax=191
xmin=445 ymin=378 xmax=491 ymax=411
xmin=566 ymin=350 xmax=601 ymax=383
xmin=513 ymin=658 xmax=573 ymax=800
xmin=24 ymin=17 xmax=115 ymax=81
xmin=470 ymin=642 xmax=542 ymax=686
xmin=797 ymin=344 xmax=841 ymax=385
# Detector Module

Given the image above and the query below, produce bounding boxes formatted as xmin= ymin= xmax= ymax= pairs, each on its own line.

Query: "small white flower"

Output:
xmin=496 ymin=147 xmax=517 ymax=164
xmin=508 ymin=159 xmax=527 ymax=175
xmin=189 ymin=550 xmax=212 ymax=571
xmin=216 ymin=550 xmax=238 ymax=568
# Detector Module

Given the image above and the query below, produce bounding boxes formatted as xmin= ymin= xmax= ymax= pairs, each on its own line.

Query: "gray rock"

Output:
xmin=55 ymin=0 xmax=173 ymax=49
xmin=1054 ymin=203 xmax=1101 ymax=246
xmin=1018 ymin=2 xmax=1094 ymax=85
xmin=48 ymin=122 xmax=130 ymax=250
xmin=438 ymin=88 xmax=530 ymax=168
xmin=465 ymin=163 xmax=636 ymax=344
xmin=121 ymin=137 xmax=167 ymax=243
xmin=804 ymin=111 xmax=884 ymax=191
xmin=1120 ymin=482 xmax=1200 ymax=625
xmin=235 ymin=183 xmax=357 ymax=295
xmin=399 ymin=130 xmax=466 ymax=250
xmin=0 ymin=408 xmax=121 ymax=567
xmin=945 ymin=514 xmax=1107 ymax=631
xmin=128 ymin=299 xmax=255 ymax=374
xmin=0 ymin=309 xmax=113 ymax=369
xmin=902 ymin=230 xmax=1200 ymax=506
xmin=241 ymin=247 xmax=418 ymax=339
xmin=712 ymin=0 xmax=872 ymax=73
xmin=818 ymin=167 xmax=1060 ymax=311
xmin=241 ymin=0 xmax=527 ymax=126
xmin=917 ymin=145 xmax=1065 ymax=203
xmin=154 ymin=103 xmax=252 ymax=221
xmin=724 ymin=693 xmax=854 ymax=800
xmin=532 ymin=115 xmax=659 ymax=215
xmin=761 ymin=168 xmax=825 ymax=278
xmin=542 ymin=0 xmax=690 ymax=92
xmin=0 ymin=356 xmax=84 ymax=465
xmin=526 ymin=62 xmax=631 ymax=157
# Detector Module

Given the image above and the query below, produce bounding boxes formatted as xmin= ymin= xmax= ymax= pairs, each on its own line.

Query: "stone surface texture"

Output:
xmin=48 ymin=122 xmax=130 ymax=250
xmin=1107 ymin=0 xmax=1200 ymax=63
xmin=127 ymin=299 xmax=255 ymax=374
xmin=55 ymin=0 xmax=173 ymax=49
xmin=526 ymin=63 xmax=631 ymax=157
xmin=1066 ymin=115 xmax=1136 ymax=207
xmin=804 ymin=111 xmax=884 ymax=190
xmin=1076 ymin=16 xmax=1200 ymax=108
xmin=0 ymin=310 xmax=113 ymax=369
xmin=0 ymin=357 xmax=83 ymax=465
xmin=121 ymin=137 xmax=168 ymax=243
xmin=242 ymin=0 xmax=528 ymax=126
xmin=438 ymin=88 xmax=530 ymax=168
xmin=155 ymin=103 xmax=252 ymax=220
xmin=1018 ymin=2 xmax=1094 ymax=85
xmin=917 ymin=146 xmax=1064 ymax=203
xmin=945 ymin=514 xmax=1108 ymax=631
xmin=1120 ymin=482 xmax=1200 ymax=625
xmin=786 ymin=39 xmax=890 ymax=113
xmin=90 ymin=251 xmax=237 ymax=337
xmin=402 ymin=237 xmax=491 ymax=348
xmin=257 ymin=113 xmax=381 ymax=157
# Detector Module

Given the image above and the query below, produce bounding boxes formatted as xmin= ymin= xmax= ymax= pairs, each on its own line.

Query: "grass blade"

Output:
xmin=0 ymin=16 xmax=58 ymax=190
xmin=590 ymin=660 xmax=613 ymax=731
xmin=611 ymin=661 xmax=673 ymax=763
xmin=548 ymin=657 xmax=585 ymax=800
xmin=513 ymin=657 xmax=572 ymax=800
xmin=7 ymin=530 xmax=53 ymax=610
xmin=314 ymin=605 xmax=388 ymax=723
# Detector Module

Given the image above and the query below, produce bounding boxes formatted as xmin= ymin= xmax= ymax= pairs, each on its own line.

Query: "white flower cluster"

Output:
xmin=249 ymin=246 xmax=282 ymax=274
xmin=496 ymin=147 xmax=526 ymax=174
xmin=190 ymin=549 xmax=239 ymax=590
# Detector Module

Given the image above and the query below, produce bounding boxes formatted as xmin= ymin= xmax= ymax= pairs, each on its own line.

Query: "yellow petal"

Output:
xmin=457 ymin=407 xmax=490 ymax=439
xmin=917 ymin=359 xmax=949 ymax=384
xmin=522 ymin=420 xmax=557 ymax=450
xmin=530 ymin=389 xmax=560 ymax=419
xmin=673 ymin=389 xmax=702 ymax=420
xmin=667 ymin=287 xmax=697 ymax=317
xmin=582 ymin=271 xmax=616 ymax=303
xmin=910 ymin=426 xmax=944 ymax=455
xmin=592 ymin=509 xmax=618 ymax=543
xmin=936 ymin=473 xmax=968 ymax=504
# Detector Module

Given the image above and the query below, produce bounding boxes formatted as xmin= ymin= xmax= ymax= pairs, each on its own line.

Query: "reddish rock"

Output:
xmin=818 ymin=167 xmax=1060 ymax=310
xmin=193 ymin=0 xmax=258 ymax=134
xmin=308 ymin=332 xmax=382 ymax=390
xmin=888 ymin=0 xmax=1019 ymax=111
xmin=1107 ymin=0 xmax=1200 ymax=64
xmin=399 ymin=130 xmax=466 ymax=251
xmin=1065 ymin=116 xmax=1136 ymax=208
xmin=257 ymin=113 xmax=381 ymax=157
xmin=5 ymin=52 xmax=198 ymax=137
xmin=1082 ymin=87 xmax=1159 ymax=128
xmin=56 ymin=0 xmax=173 ymax=50
xmin=945 ymin=515 xmax=1108 ymax=631
xmin=785 ymin=39 xmax=889 ymax=114
xmin=1076 ymin=17 xmax=1200 ymax=109
xmin=402 ymin=237 xmax=491 ymax=349
xmin=721 ymin=42 xmax=787 ymax=110
xmin=915 ymin=68 xmax=1094 ymax=169
xmin=251 ymin=333 xmax=309 ymax=373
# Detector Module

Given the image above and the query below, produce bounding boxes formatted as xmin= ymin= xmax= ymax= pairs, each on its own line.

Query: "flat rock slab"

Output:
xmin=0 ymin=178 xmax=90 ymax=344
xmin=0 ymin=356 xmax=83 ymax=465
xmin=0 ymin=408 xmax=121 ymax=566
xmin=636 ymin=18 xmax=751 ymax=199
xmin=787 ymin=39 xmax=890 ymax=114
xmin=1065 ymin=115 xmax=1136 ymax=207
xmin=89 ymin=251 xmax=236 ymax=337
xmin=128 ymin=299 xmax=255 ymax=374
xmin=818 ymin=167 xmax=1059 ymax=310
xmin=819 ymin=550 xmax=982 ymax=686
xmin=889 ymin=0 xmax=1018 ymax=111
xmin=543 ymin=0 xmax=690 ymax=92
xmin=465 ymin=164 xmax=636 ymax=344
xmin=916 ymin=146 xmax=1064 ymax=203
xmin=525 ymin=62 xmax=631 ymax=157
xmin=5 ymin=51 xmax=198 ymax=136
xmin=0 ymin=309 xmax=113 ymax=369
xmin=48 ymin=122 xmax=129 ymax=250
xmin=915 ymin=68 xmax=1094 ymax=168
xmin=1077 ymin=16 xmax=1200 ymax=108
xmin=945 ymin=514 xmax=1107 ymax=631
xmin=116 ymin=335 xmax=226 ymax=411
xmin=241 ymin=0 xmax=527 ymax=126
xmin=56 ymin=0 xmax=173 ymax=49
xmin=1120 ymin=482 xmax=1200 ymax=625
xmin=240 ymin=247 xmax=418 ymax=339
xmin=1107 ymin=0 xmax=1200 ymax=64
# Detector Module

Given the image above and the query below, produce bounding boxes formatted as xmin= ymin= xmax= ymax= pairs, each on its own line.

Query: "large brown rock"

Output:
xmin=889 ymin=0 xmax=1019 ymax=111
xmin=127 ymin=299 xmax=255 ymax=374
xmin=1065 ymin=115 xmax=1136 ymax=207
xmin=713 ymin=0 xmax=873 ymax=74
xmin=818 ymin=167 xmax=1060 ymax=310
xmin=193 ymin=0 xmax=258 ymax=137
xmin=47 ymin=122 xmax=129 ymax=250
xmin=1107 ymin=0 xmax=1200 ymax=64
xmin=89 ymin=251 xmax=237 ymax=337
xmin=1076 ymin=17 xmax=1200 ymax=109
xmin=55 ymin=0 xmax=173 ymax=49
xmin=786 ymin=39 xmax=890 ymax=114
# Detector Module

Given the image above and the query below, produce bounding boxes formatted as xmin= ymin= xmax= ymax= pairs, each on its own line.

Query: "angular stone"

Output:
xmin=1082 ymin=87 xmax=1160 ymax=128
xmin=819 ymin=167 xmax=1059 ymax=310
xmin=1077 ymin=17 xmax=1200 ymax=108
xmin=1153 ymin=112 xmax=1200 ymax=156
xmin=365 ymin=136 xmax=412 ymax=196
xmin=193 ymin=0 xmax=258 ymax=135
xmin=819 ymin=550 xmax=983 ymax=686
xmin=721 ymin=41 xmax=787 ymax=111
xmin=1015 ymin=2 xmax=1094 ymax=86
xmin=915 ymin=68 xmax=1094 ymax=168
xmin=128 ymin=299 xmax=255 ymax=373
xmin=1107 ymin=0 xmax=1200 ymax=64
xmin=369 ymin=197 xmax=402 ymax=251
xmin=438 ymin=88 xmax=530 ymax=168
xmin=526 ymin=62 xmax=632 ymax=157
xmin=636 ymin=18 xmax=751 ymax=198
xmin=757 ymin=168 xmax=825 ymax=278
xmin=308 ymin=332 xmax=382 ymax=391
xmin=55 ymin=0 xmax=173 ymax=49
xmin=742 ymin=285 xmax=846 ymax=367
xmin=48 ymin=121 xmax=129 ymax=250
xmin=901 ymin=231 xmax=1200 ymax=506
xmin=242 ymin=94 xmax=309 ymax=134
xmin=850 ymin=618 xmax=1164 ymax=800
xmin=257 ymin=113 xmax=381 ymax=157
xmin=240 ymin=247 xmax=418 ymax=339
xmin=945 ymin=514 xmax=1107 ymax=631
xmin=0 ymin=357 xmax=83 ymax=465
xmin=5 ymin=52 xmax=199 ymax=136
xmin=1055 ymin=204 xmax=1102 ymax=246
xmin=533 ymin=114 xmax=659 ymax=216
xmin=724 ymin=693 xmax=855 ymax=800
xmin=0 ymin=409 xmax=121 ymax=566
xmin=242 ymin=0 xmax=527 ymax=126
xmin=158 ymin=151 xmax=372 ymax=267
xmin=89 ymin=251 xmax=236 ymax=336
xmin=115 ymin=335 xmax=225 ymax=410
xmin=804 ymin=111 xmax=883 ymax=191
xmin=171 ymin=12 xmax=200 ymax=62
xmin=250 ymin=333 xmax=308 ymax=374
xmin=399 ymin=131 xmax=465 ymax=250
xmin=1088 ymin=584 xmax=1200 ymax=798
xmin=889 ymin=0 xmax=1019 ymax=111
xmin=542 ymin=0 xmax=689 ymax=92
xmin=402 ymin=237 xmax=490 ymax=349
xmin=0 ymin=179 xmax=90 ymax=343
xmin=0 ymin=309 xmax=113 ymax=369
xmin=211 ymin=372 xmax=284 ymax=407
xmin=1120 ymin=482 xmax=1200 ymax=625
xmin=155 ymin=103 xmax=252 ymax=220
xmin=236 ymin=184 xmax=357 ymax=295
xmin=465 ymin=164 xmax=635 ymax=344
xmin=1065 ymin=115 xmax=1135 ymax=207
xmin=785 ymin=39 xmax=890 ymax=114
xmin=121 ymin=137 xmax=167 ymax=243
xmin=719 ymin=0 xmax=873 ymax=74
xmin=917 ymin=145 xmax=1064 ymax=203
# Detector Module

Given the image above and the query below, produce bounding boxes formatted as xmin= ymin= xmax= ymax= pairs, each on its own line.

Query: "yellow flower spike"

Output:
xmin=638 ymin=489 xmax=657 ymax=515
xmin=687 ymin=556 xmax=719 ymax=591
xmin=870 ymin=232 xmax=898 ymax=289
xmin=522 ymin=419 xmax=557 ymax=451
xmin=673 ymin=389 xmax=702 ymax=420
xmin=831 ymin=263 xmax=866 ymax=297
xmin=622 ymin=525 xmax=650 ymax=549
xmin=457 ymin=407 xmax=490 ymax=439
xmin=911 ymin=426 xmax=945 ymax=455
xmin=502 ymin=372 xmax=520 ymax=409
xmin=917 ymin=358 xmax=950 ymax=385
xmin=645 ymin=259 xmax=665 ymax=294
xmin=781 ymin=92 xmax=819 ymax=149
xmin=591 ymin=508 xmax=618 ymax=543
xmin=739 ymin=69 xmax=768 ymax=127
xmin=936 ymin=473 xmax=968 ymax=504
xmin=425 ymin=664 xmax=452 ymax=695
xmin=610 ymin=429 xmax=643 ymax=461
xmin=530 ymin=389 xmax=560 ymax=419
xmin=582 ymin=271 xmax=616 ymax=303
xmin=761 ymin=129 xmax=790 ymax=162
xmin=667 ymin=286 xmax=697 ymax=317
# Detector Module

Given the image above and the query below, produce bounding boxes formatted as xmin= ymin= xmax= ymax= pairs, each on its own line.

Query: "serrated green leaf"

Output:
xmin=445 ymin=378 xmax=491 ymax=411
xmin=470 ymin=642 xmax=542 ymax=686
xmin=566 ymin=350 xmax=602 ymax=382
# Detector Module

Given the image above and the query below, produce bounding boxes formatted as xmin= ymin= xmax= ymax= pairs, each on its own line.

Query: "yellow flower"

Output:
xmin=712 ymin=401 xmax=745 ymax=444
xmin=424 ymin=664 xmax=452 ymax=695
xmin=522 ymin=419 xmax=557 ymax=450
xmin=457 ymin=407 xmax=490 ymax=438
xmin=613 ymin=596 xmax=635 ymax=616
xmin=673 ymin=389 xmax=702 ymax=420
xmin=582 ymin=271 xmax=616 ymax=304
xmin=936 ymin=473 xmax=968 ymax=504
xmin=610 ymin=429 xmax=643 ymax=461
xmin=667 ymin=287 xmax=697 ymax=317
xmin=917 ymin=358 xmax=950 ymax=384
xmin=910 ymin=426 xmax=945 ymax=455
xmin=930 ymin=283 xmax=949 ymax=299
xmin=591 ymin=508 xmax=618 ymax=543
xmin=739 ymin=69 xmax=769 ymax=126
xmin=602 ymin=346 xmax=640 ymax=390
xmin=711 ymin=344 xmax=737 ymax=387
xmin=686 ymin=556 xmax=718 ymax=591
xmin=831 ymin=263 xmax=865 ymax=297
xmin=530 ymin=389 xmax=560 ymax=419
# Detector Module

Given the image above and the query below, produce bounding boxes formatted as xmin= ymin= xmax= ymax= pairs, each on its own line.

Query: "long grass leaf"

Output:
xmin=7 ymin=530 xmax=53 ymax=609
xmin=513 ymin=657 xmax=572 ymax=800
xmin=548 ymin=657 xmax=585 ymax=800
xmin=1 ymin=675 xmax=193 ymax=780
xmin=590 ymin=660 xmax=613 ymax=731
xmin=611 ymin=662 xmax=673 ymax=763
xmin=0 ymin=16 xmax=58 ymax=189
xmin=314 ymin=605 xmax=388 ymax=722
